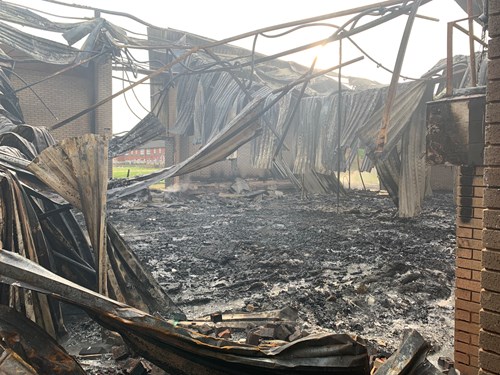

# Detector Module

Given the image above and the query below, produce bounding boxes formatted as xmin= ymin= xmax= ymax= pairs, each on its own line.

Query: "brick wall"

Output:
xmin=10 ymin=60 xmax=112 ymax=140
xmin=456 ymin=166 xmax=484 ymax=375
xmin=480 ymin=2 xmax=500 ymax=374
xmin=93 ymin=57 xmax=113 ymax=137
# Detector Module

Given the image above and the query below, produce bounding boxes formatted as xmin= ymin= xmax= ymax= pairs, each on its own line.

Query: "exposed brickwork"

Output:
xmin=456 ymin=166 xmax=484 ymax=375
xmin=93 ymin=57 xmax=112 ymax=137
xmin=481 ymin=3 xmax=500 ymax=374
xmin=9 ymin=59 xmax=112 ymax=176
xmin=9 ymin=60 xmax=112 ymax=141
xmin=11 ymin=63 xmax=91 ymax=139
xmin=92 ymin=57 xmax=113 ymax=174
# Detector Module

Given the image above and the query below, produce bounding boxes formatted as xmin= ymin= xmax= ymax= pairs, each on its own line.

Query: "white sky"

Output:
xmin=9 ymin=0 xmax=479 ymax=133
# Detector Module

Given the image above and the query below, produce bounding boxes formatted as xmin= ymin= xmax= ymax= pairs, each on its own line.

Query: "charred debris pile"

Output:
xmin=0 ymin=0 xmax=480 ymax=374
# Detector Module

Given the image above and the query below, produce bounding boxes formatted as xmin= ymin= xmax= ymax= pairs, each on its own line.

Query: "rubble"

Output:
xmin=374 ymin=330 xmax=441 ymax=374
xmin=107 ymin=186 xmax=456 ymax=367
xmin=0 ymin=1 xmax=469 ymax=374
xmin=0 ymin=250 xmax=371 ymax=374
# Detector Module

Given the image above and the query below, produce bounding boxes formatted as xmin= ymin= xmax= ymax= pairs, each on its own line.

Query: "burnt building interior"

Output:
xmin=0 ymin=0 xmax=499 ymax=374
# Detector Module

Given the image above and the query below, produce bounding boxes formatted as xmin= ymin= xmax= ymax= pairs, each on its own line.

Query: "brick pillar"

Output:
xmin=158 ymin=87 xmax=179 ymax=187
xmin=456 ymin=166 xmax=484 ymax=374
xmin=93 ymin=56 xmax=112 ymax=136
xmin=92 ymin=57 xmax=112 ymax=177
xmin=480 ymin=2 xmax=500 ymax=374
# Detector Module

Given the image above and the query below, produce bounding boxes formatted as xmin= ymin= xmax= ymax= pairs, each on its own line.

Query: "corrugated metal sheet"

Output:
xmin=109 ymin=113 xmax=165 ymax=158
xmin=0 ymin=250 xmax=370 ymax=375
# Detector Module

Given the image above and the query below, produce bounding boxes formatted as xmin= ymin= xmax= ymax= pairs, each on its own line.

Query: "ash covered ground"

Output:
xmin=67 ymin=180 xmax=456 ymax=372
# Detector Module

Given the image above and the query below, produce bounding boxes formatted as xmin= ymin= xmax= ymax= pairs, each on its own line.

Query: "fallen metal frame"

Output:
xmin=446 ymin=3 xmax=487 ymax=95
xmin=0 ymin=250 xmax=370 ymax=375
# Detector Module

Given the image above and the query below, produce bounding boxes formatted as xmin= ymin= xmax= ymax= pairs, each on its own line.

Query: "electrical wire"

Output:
xmin=112 ymin=75 xmax=151 ymax=84
xmin=15 ymin=51 xmax=105 ymax=93
xmin=5 ymin=67 xmax=59 ymax=120
xmin=121 ymin=67 xmax=142 ymax=120
xmin=347 ymin=36 xmax=422 ymax=81
xmin=246 ymin=34 xmax=258 ymax=89
xmin=336 ymin=38 xmax=342 ymax=213
xmin=124 ymin=68 xmax=150 ymax=113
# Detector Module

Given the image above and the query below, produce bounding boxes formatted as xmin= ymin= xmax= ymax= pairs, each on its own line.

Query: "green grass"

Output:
xmin=339 ymin=170 xmax=380 ymax=190
xmin=112 ymin=165 xmax=380 ymax=192
xmin=113 ymin=165 xmax=166 ymax=190
xmin=112 ymin=165 xmax=161 ymax=179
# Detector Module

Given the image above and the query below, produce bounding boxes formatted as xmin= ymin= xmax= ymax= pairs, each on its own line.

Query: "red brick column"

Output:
xmin=456 ymin=166 xmax=484 ymax=374
xmin=480 ymin=2 xmax=500 ymax=374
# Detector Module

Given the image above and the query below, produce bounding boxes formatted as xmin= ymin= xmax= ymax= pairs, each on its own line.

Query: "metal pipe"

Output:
xmin=42 ymin=0 xmax=414 ymax=47
xmin=454 ymin=22 xmax=487 ymax=47
xmin=51 ymin=47 xmax=200 ymax=130
xmin=467 ymin=0 xmax=477 ymax=87
xmin=447 ymin=22 xmax=454 ymax=96
xmin=376 ymin=0 xmax=423 ymax=153
xmin=337 ymin=39 xmax=343 ymax=213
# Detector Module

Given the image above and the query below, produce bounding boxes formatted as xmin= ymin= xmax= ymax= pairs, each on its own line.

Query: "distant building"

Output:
xmin=113 ymin=140 xmax=165 ymax=166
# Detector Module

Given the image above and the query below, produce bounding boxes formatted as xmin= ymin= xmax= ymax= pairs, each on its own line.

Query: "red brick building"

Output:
xmin=443 ymin=2 xmax=500 ymax=374
xmin=113 ymin=140 xmax=166 ymax=166
xmin=479 ymin=2 xmax=500 ymax=373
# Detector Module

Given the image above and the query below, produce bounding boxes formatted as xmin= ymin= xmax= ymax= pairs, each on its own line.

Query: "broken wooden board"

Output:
xmin=28 ymin=134 xmax=109 ymax=295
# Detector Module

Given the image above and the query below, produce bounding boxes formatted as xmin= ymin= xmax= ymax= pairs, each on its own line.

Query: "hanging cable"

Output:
xmin=260 ymin=22 xmax=340 ymax=38
xmin=121 ymin=66 xmax=142 ymax=120
xmin=124 ymin=68 xmax=150 ymax=113
xmin=336 ymin=38 xmax=342 ymax=213
xmin=6 ymin=67 xmax=59 ymax=121
xmin=15 ymin=52 xmax=106 ymax=93
xmin=347 ymin=37 xmax=422 ymax=81
xmin=246 ymin=34 xmax=259 ymax=89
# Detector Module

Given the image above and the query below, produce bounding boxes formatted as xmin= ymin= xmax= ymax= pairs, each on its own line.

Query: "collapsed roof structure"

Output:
xmin=0 ymin=0 xmax=486 ymax=373
xmin=0 ymin=0 xmax=484 ymax=216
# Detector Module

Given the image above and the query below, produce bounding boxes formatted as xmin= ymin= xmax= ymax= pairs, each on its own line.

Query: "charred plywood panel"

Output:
xmin=426 ymin=94 xmax=485 ymax=166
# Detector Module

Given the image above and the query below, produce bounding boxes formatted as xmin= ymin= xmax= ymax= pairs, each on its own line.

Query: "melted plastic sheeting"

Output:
xmin=0 ymin=132 xmax=39 ymax=159
xmin=0 ymin=250 xmax=370 ymax=375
